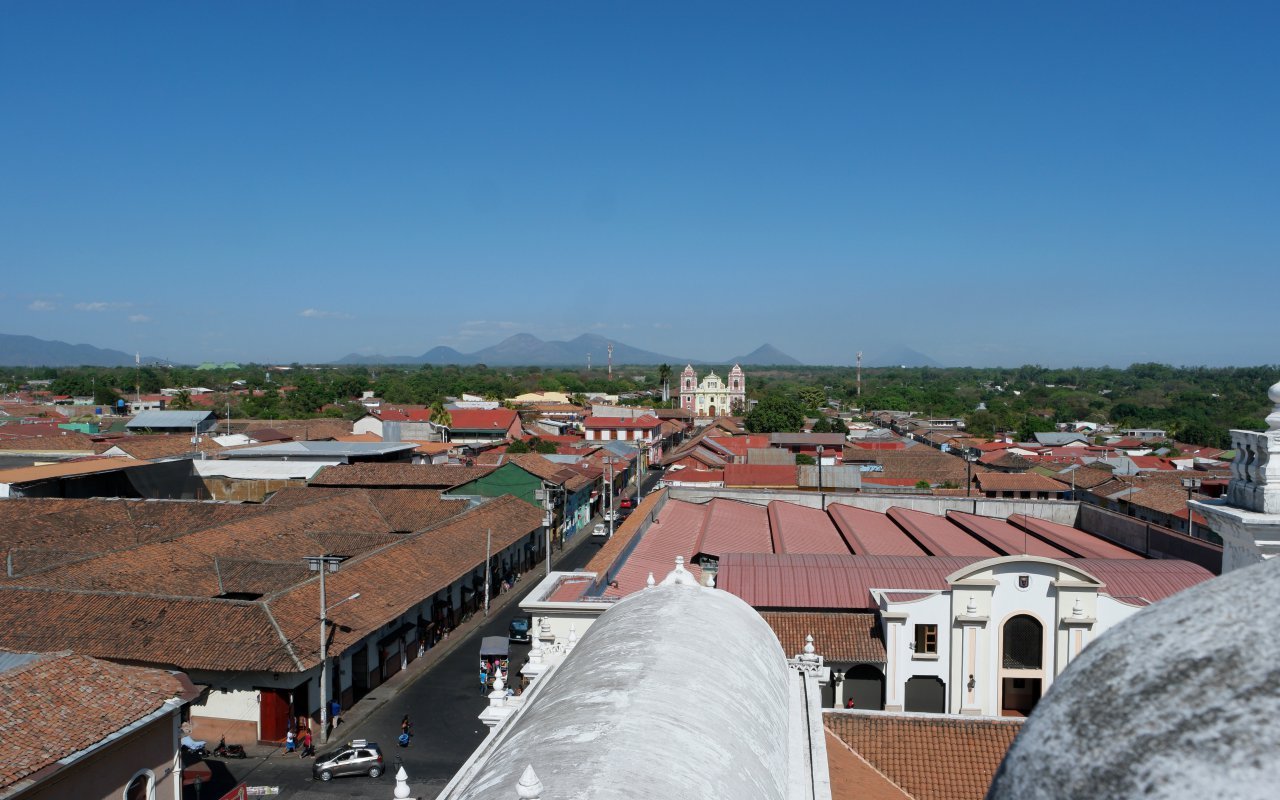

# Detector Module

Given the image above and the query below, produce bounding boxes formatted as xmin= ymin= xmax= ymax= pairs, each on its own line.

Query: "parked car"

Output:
xmin=313 ymin=739 xmax=384 ymax=782
xmin=509 ymin=616 xmax=532 ymax=642
xmin=619 ymin=496 xmax=633 ymax=509
xmin=592 ymin=523 xmax=607 ymax=537
xmin=603 ymin=509 xmax=620 ymax=522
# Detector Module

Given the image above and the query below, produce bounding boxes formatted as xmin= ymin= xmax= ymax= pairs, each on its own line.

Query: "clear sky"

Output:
xmin=1 ymin=2 xmax=1277 ymax=367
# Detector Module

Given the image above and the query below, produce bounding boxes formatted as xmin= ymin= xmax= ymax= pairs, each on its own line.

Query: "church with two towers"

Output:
xmin=678 ymin=364 xmax=746 ymax=417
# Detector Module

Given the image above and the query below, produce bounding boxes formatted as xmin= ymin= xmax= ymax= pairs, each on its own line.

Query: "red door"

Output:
xmin=258 ymin=688 xmax=290 ymax=742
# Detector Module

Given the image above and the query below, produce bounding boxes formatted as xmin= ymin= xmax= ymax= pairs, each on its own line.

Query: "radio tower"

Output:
xmin=607 ymin=343 xmax=614 ymax=381
xmin=856 ymin=351 xmax=863 ymax=397
xmin=587 ymin=352 xmax=592 ymax=371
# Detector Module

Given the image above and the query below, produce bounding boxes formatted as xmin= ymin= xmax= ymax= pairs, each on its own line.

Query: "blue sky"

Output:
xmin=1 ymin=2 xmax=1277 ymax=367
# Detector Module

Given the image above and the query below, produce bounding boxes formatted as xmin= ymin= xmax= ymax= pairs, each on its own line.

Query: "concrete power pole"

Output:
xmin=856 ymin=351 xmax=863 ymax=398
xmin=607 ymin=343 xmax=614 ymax=381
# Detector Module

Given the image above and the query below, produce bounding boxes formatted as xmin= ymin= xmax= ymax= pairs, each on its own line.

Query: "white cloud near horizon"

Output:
xmin=74 ymin=301 xmax=131 ymax=312
xmin=128 ymin=314 xmax=150 ymax=323
xmin=28 ymin=300 xmax=56 ymax=311
xmin=299 ymin=308 xmax=353 ymax=320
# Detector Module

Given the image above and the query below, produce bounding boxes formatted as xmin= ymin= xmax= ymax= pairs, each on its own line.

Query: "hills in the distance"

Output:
xmin=0 ymin=331 xmax=940 ymax=368
xmin=337 ymin=333 xmax=806 ymax=367
xmin=0 ymin=333 xmax=162 ymax=367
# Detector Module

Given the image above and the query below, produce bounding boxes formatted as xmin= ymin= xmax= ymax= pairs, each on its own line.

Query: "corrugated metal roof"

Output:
xmin=602 ymin=500 xmax=706 ymax=597
xmin=126 ymin=410 xmax=216 ymax=428
xmin=718 ymin=553 xmax=1212 ymax=609
xmin=766 ymin=501 xmax=850 ymax=555
xmin=798 ymin=464 xmax=862 ymax=489
xmin=694 ymin=498 xmax=772 ymax=557
xmin=1007 ymin=514 xmax=1143 ymax=559
xmin=887 ymin=507 xmax=999 ymax=557
xmin=946 ymin=511 xmax=1073 ymax=558
xmin=828 ymin=504 xmax=927 ymax=556
xmin=0 ymin=650 xmax=43 ymax=674
xmin=718 ymin=553 xmax=975 ymax=609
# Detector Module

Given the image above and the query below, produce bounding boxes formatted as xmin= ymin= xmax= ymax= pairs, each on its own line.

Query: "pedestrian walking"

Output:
xmin=285 ymin=728 xmax=295 ymax=753
xmin=330 ymin=699 xmax=342 ymax=728
xmin=480 ymin=667 xmax=489 ymax=694
xmin=299 ymin=727 xmax=313 ymax=758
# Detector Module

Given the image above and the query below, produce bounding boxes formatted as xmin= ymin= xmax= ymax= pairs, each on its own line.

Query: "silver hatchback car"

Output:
xmin=313 ymin=739 xmax=384 ymax=781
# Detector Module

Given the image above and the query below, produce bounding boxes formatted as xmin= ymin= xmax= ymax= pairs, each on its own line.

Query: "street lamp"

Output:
xmin=1181 ymin=476 xmax=1203 ymax=538
xmin=305 ymin=555 xmax=359 ymax=744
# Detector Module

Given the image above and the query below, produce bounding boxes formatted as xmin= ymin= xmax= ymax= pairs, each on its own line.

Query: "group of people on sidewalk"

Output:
xmin=285 ymin=722 xmax=315 ymax=758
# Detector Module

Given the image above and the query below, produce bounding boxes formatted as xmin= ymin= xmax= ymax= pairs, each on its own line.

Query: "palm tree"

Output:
xmin=171 ymin=389 xmax=194 ymax=410
xmin=658 ymin=364 xmax=672 ymax=405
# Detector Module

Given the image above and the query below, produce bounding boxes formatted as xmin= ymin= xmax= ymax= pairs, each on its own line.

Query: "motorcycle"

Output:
xmin=213 ymin=735 xmax=247 ymax=759
xmin=180 ymin=735 xmax=210 ymax=760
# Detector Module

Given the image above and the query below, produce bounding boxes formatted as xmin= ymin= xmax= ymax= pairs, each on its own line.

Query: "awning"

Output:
xmin=479 ymin=635 xmax=509 ymax=658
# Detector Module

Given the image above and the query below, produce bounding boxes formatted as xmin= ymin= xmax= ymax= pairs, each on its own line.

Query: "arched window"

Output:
xmin=123 ymin=769 xmax=154 ymax=800
xmin=1003 ymin=615 xmax=1043 ymax=669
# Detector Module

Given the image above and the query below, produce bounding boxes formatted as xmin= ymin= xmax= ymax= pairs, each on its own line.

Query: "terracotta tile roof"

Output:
xmin=0 ymin=432 xmax=99 ymax=452
xmin=0 ymin=495 xmax=541 ymax=674
xmin=310 ymin=463 xmax=496 ymax=488
xmin=760 ymin=611 xmax=885 ymax=663
xmin=973 ymin=472 xmax=1069 ymax=493
xmin=0 ymin=651 xmax=200 ymax=791
xmin=583 ymin=415 xmax=662 ymax=430
xmin=824 ymin=729 xmax=913 ymax=800
xmin=848 ymin=449 xmax=988 ymax=484
xmin=266 ymin=487 xmax=470 ymax=532
xmin=251 ymin=418 xmax=353 ymax=441
xmin=823 ymin=712 xmax=1023 ymax=800
xmin=102 ymin=434 xmax=224 ymax=460
xmin=661 ymin=468 xmax=725 ymax=483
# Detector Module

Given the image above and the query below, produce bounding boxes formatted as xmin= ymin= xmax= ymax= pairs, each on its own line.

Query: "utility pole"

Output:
xmin=484 ymin=528 xmax=492 ymax=616
xmin=856 ymin=351 xmax=863 ymax=398
xmin=541 ymin=483 xmax=555 ymax=577
xmin=305 ymin=555 xmax=356 ymax=745
xmin=607 ymin=343 xmax=613 ymax=381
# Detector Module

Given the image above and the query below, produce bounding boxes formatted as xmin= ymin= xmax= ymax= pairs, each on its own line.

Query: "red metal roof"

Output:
xmin=447 ymin=408 xmax=518 ymax=431
xmin=1006 ymin=514 xmax=1142 ymax=559
xmin=723 ymin=464 xmax=797 ymax=487
xmin=694 ymin=498 xmax=772 ymax=557
xmin=718 ymin=553 xmax=974 ymax=609
xmin=887 ymin=507 xmax=999 ymax=557
xmin=583 ymin=415 xmax=662 ymax=430
xmin=945 ymin=511 xmax=1073 ymax=558
xmin=767 ymin=501 xmax=850 ymax=555
xmin=828 ymin=504 xmax=926 ymax=557
xmin=602 ymin=501 xmax=706 ymax=597
xmin=717 ymin=552 xmax=1212 ymax=609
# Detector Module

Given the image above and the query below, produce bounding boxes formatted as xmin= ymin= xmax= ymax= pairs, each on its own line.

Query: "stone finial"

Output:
xmin=804 ymin=634 xmax=816 ymax=655
xmin=566 ymin=623 xmax=577 ymax=652
xmin=529 ymin=636 xmax=543 ymax=664
xmin=646 ymin=571 xmax=656 ymax=588
xmin=516 ymin=764 xmax=544 ymax=799
xmin=1268 ymin=380 xmax=1280 ymax=431
xmin=539 ymin=616 xmax=552 ymax=637
xmin=966 ymin=595 xmax=978 ymax=616
xmin=394 ymin=764 xmax=411 ymax=799
xmin=659 ymin=554 xmax=701 ymax=586
xmin=1072 ymin=597 xmax=1085 ymax=618
xmin=675 ymin=555 xmax=686 ymax=571
xmin=493 ymin=666 xmax=505 ymax=693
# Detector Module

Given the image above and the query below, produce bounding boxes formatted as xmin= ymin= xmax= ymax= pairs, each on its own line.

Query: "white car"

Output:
xmin=592 ymin=523 xmax=607 ymax=537
xmin=603 ymin=509 xmax=620 ymax=522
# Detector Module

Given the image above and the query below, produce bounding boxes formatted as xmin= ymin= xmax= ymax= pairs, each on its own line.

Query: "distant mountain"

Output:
xmin=0 ymin=333 xmax=161 ymax=367
xmin=864 ymin=346 xmax=942 ymax=368
xmin=337 ymin=333 xmax=685 ymax=367
xmin=728 ymin=343 xmax=803 ymax=366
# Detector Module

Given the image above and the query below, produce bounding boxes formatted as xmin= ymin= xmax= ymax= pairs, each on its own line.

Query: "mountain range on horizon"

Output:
xmin=0 ymin=331 xmax=945 ymax=369
xmin=336 ymin=333 xmax=808 ymax=367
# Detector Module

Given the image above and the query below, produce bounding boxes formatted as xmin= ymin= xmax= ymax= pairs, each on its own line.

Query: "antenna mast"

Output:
xmin=856 ymin=351 xmax=863 ymax=397
xmin=607 ymin=343 xmax=614 ymax=381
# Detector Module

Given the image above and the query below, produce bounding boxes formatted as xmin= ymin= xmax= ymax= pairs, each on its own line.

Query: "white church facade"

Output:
xmin=679 ymin=364 xmax=746 ymax=417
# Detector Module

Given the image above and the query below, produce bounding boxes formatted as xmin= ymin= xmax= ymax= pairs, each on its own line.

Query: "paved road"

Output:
xmin=215 ymin=506 xmax=622 ymax=800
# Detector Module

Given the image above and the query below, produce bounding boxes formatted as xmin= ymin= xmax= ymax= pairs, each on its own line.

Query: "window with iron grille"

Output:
xmin=1003 ymin=615 xmax=1043 ymax=669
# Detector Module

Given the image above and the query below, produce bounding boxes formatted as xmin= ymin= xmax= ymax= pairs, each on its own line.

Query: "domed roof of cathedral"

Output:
xmin=987 ymin=557 xmax=1280 ymax=800
xmin=447 ymin=582 xmax=793 ymax=800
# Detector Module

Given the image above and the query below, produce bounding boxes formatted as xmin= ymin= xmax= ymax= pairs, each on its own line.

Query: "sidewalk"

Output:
xmin=247 ymin=525 xmax=596 ymax=759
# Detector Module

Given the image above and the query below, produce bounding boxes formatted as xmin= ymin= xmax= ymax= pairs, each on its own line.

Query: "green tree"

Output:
xmin=171 ymin=389 xmax=194 ymax=410
xmin=507 ymin=439 xmax=532 ymax=454
xmin=796 ymin=453 xmax=816 ymax=465
xmin=797 ymin=386 xmax=826 ymax=410
xmin=744 ymin=394 xmax=806 ymax=433
xmin=915 ymin=479 xmax=931 ymax=489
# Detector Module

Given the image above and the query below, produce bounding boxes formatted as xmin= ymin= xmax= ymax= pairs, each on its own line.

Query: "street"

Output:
xmin=209 ymin=477 xmax=656 ymax=800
